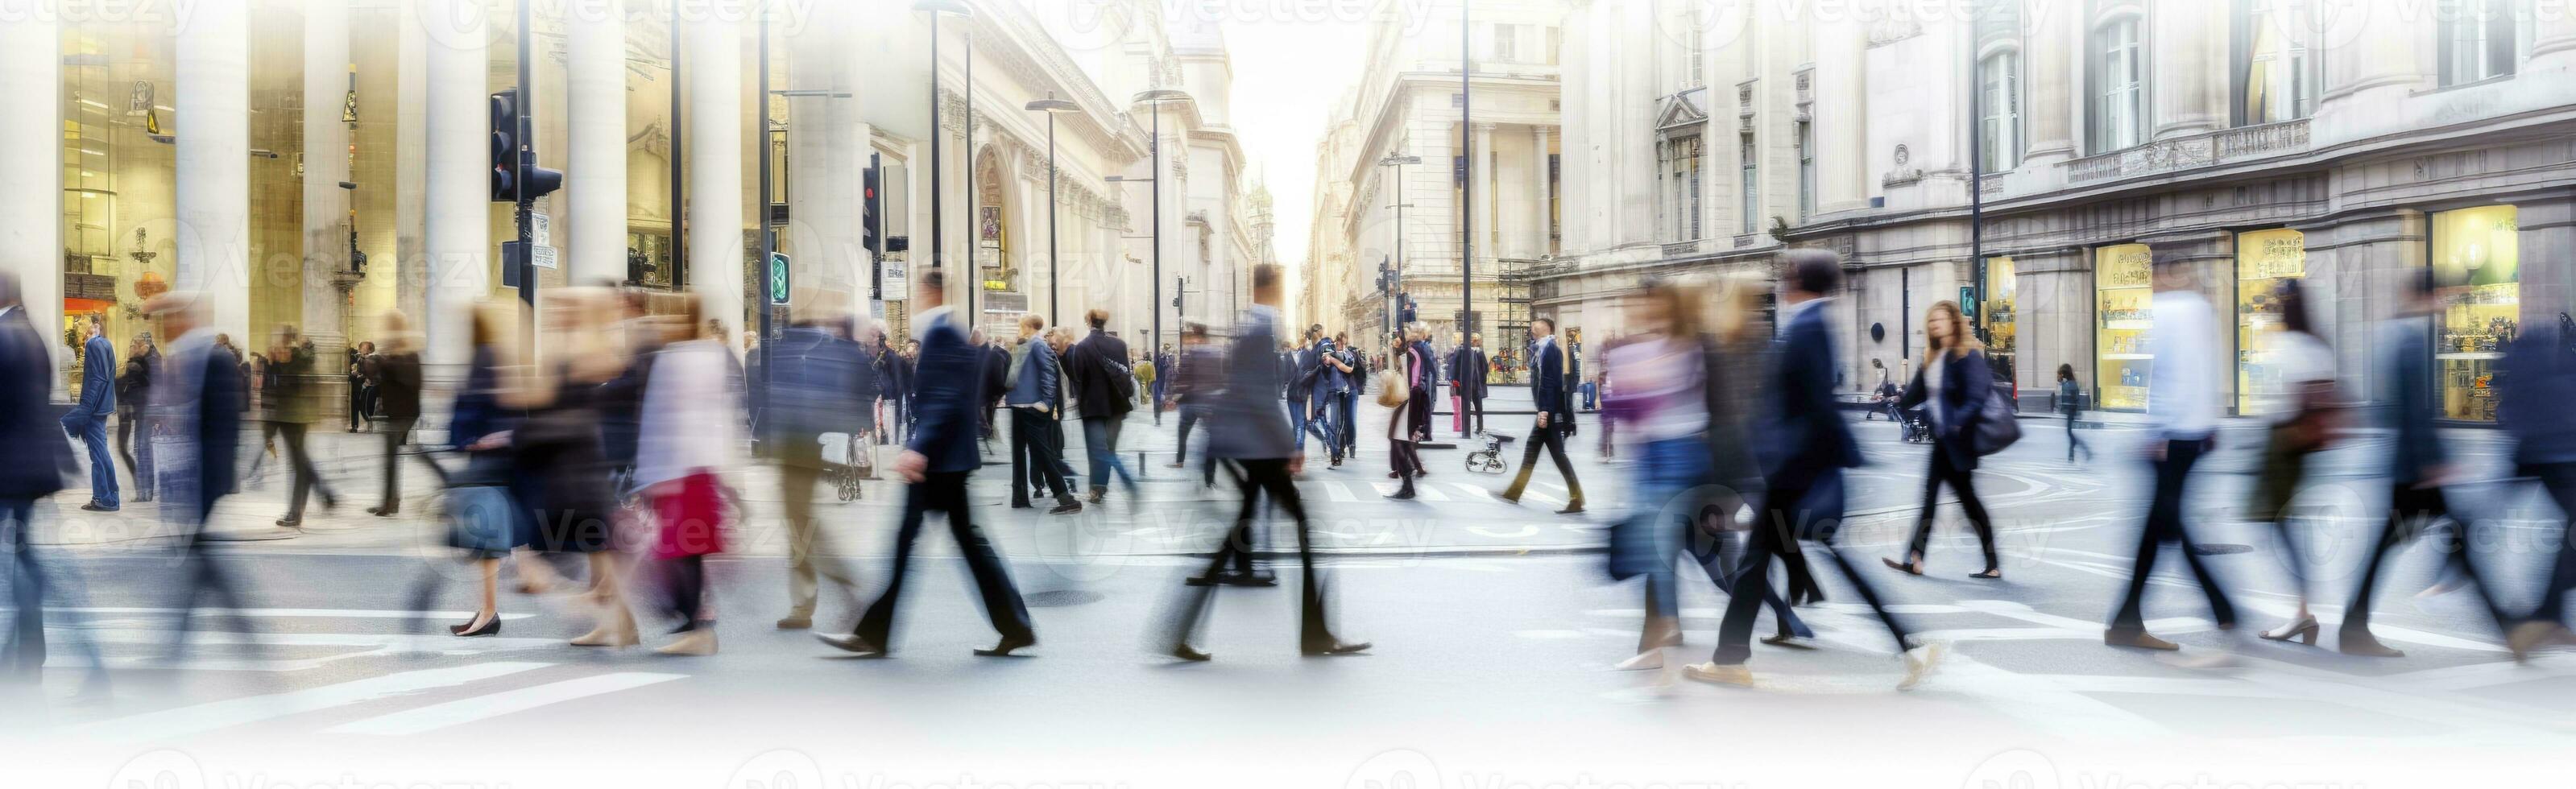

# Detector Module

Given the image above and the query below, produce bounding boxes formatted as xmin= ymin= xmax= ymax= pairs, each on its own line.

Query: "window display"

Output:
xmin=2430 ymin=205 xmax=2519 ymax=422
xmin=1983 ymin=256 xmax=2017 ymax=394
xmin=2095 ymin=243 xmax=2153 ymax=411
xmin=2235 ymin=229 xmax=2306 ymax=415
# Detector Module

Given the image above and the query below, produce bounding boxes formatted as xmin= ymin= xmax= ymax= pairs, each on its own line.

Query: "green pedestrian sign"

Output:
xmin=768 ymin=252 xmax=791 ymax=306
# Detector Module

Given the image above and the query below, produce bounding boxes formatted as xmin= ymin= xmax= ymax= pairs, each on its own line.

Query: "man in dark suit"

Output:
xmin=60 ymin=314 xmax=118 ymax=511
xmin=1064 ymin=309 xmax=1139 ymax=503
xmin=2 ymin=274 xmax=76 ymax=676
xmin=2338 ymin=269 xmax=2507 ymax=657
xmin=144 ymin=293 xmax=251 ymax=656
xmin=1164 ymin=263 xmax=1366 ymax=660
xmin=820 ymin=271 xmax=1034 ymax=658
xmin=768 ymin=304 xmax=872 ymax=630
xmin=979 ymin=329 xmax=1009 ymax=449
xmin=1498 ymin=316 xmax=1584 ymax=514
xmin=1686 ymin=250 xmax=1940 ymax=689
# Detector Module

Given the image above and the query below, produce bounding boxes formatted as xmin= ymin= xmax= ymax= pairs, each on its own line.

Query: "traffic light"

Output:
xmin=488 ymin=89 xmax=563 ymax=203
xmin=862 ymin=163 xmax=882 ymax=254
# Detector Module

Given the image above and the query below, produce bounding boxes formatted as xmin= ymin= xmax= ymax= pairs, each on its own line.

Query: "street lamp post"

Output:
xmin=1459 ymin=3 xmax=1475 ymax=342
xmin=916 ymin=1 xmax=969 ymax=309
xmin=1124 ymin=88 xmax=1191 ymax=424
xmin=1377 ymin=153 xmax=1418 ymax=348
xmin=1026 ymin=93 xmax=1079 ymax=324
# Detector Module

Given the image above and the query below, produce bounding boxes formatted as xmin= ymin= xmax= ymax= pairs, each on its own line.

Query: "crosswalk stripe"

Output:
xmin=74 ymin=662 xmax=553 ymax=741
xmin=1323 ymin=481 xmax=1358 ymax=502
xmin=321 ymin=672 xmax=686 ymax=736
xmin=1448 ymin=483 xmax=1494 ymax=500
xmin=19 ymin=607 xmax=538 ymax=621
xmin=1522 ymin=490 xmax=1567 ymax=507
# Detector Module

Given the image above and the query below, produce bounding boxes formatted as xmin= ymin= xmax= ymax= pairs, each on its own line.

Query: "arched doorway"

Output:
xmin=971 ymin=145 xmax=1027 ymax=336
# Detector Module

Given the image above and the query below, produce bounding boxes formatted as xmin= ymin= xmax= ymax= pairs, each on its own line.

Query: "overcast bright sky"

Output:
xmin=1220 ymin=11 xmax=1372 ymax=283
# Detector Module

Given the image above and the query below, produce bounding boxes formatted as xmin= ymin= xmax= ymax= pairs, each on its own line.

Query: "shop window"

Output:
xmin=1984 ymin=256 xmax=2018 ymax=395
xmin=2431 ymin=204 xmax=2519 ymax=421
xmin=2095 ymin=243 xmax=2153 ymax=411
xmin=2234 ymin=228 xmax=2307 ymax=415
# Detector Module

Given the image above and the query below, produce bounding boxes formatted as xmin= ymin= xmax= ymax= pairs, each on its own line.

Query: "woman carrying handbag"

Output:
xmin=1381 ymin=323 xmax=1431 ymax=500
xmin=635 ymin=296 xmax=746 ymax=656
xmin=2246 ymin=280 xmax=2341 ymax=646
xmin=1884 ymin=301 xmax=2005 ymax=580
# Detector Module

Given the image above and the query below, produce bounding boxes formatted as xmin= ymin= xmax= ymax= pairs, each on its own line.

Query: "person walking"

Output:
xmin=1331 ymin=332 xmax=1362 ymax=463
xmin=2337 ymin=270 xmax=2509 ymax=657
xmin=367 ymin=314 xmax=429 ymax=516
xmin=636 ymin=299 xmax=745 ymax=656
xmin=440 ymin=304 xmax=525 ymax=639
xmin=1290 ymin=327 xmax=1331 ymax=458
xmin=347 ymin=340 xmax=379 ymax=432
xmin=1163 ymin=263 xmax=1368 ymax=661
xmin=1882 ymin=301 xmax=2005 ymax=580
xmin=2 ymin=275 xmax=81 ymax=678
xmin=769 ymin=298 xmax=873 ymax=630
xmin=2056 ymin=364 xmax=2090 ymax=462
xmin=979 ymin=329 xmax=1009 ymax=450
xmin=517 ymin=288 xmax=631 ymax=646
xmin=819 ymin=271 xmax=1037 ymax=659
xmin=147 ymin=293 xmax=255 ymax=658
xmin=2500 ymin=312 xmax=2576 ymax=655
xmin=2243 ymin=281 xmax=2341 ymax=646
xmin=1167 ymin=323 xmax=1222 ymax=488
xmin=1685 ymin=250 xmax=1940 ymax=689
xmin=1007 ymin=315 xmax=1080 ymax=513
xmin=1066 ymin=309 xmax=1141 ymax=503
xmin=60 ymin=314 xmax=118 ymax=512
xmin=115 ymin=335 xmax=158 ymax=503
xmin=1383 ymin=323 xmax=1431 ymax=499
xmin=264 ymin=325 xmax=338 ymax=528
xmin=2105 ymin=251 xmax=2239 ymax=651
xmin=1498 ymin=316 xmax=1585 ymax=514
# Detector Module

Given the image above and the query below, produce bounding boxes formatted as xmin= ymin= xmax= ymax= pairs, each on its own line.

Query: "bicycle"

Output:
xmin=1464 ymin=432 xmax=1511 ymax=474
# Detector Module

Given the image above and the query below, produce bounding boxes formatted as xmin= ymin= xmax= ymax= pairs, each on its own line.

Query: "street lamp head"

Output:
xmin=913 ymin=0 xmax=971 ymax=16
xmin=1132 ymin=89 xmax=1192 ymax=106
xmin=1378 ymin=154 xmax=1423 ymax=166
xmin=1025 ymin=95 xmax=1079 ymax=114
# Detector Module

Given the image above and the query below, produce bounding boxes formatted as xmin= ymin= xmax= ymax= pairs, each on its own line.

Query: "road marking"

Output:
xmin=18 ymin=607 xmax=536 ymax=621
xmin=1322 ymin=481 xmax=1358 ymax=502
xmin=74 ymin=662 xmax=552 ymax=741
xmin=322 ymin=672 xmax=686 ymax=736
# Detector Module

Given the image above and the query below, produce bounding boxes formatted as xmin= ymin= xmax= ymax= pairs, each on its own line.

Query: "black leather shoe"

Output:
xmin=815 ymin=633 xmax=887 ymax=657
xmin=449 ymin=614 xmax=500 ymax=638
xmin=1170 ymin=643 xmax=1212 ymax=662
xmin=1301 ymin=640 xmax=1372 ymax=656
xmin=973 ymin=635 xmax=1037 ymax=657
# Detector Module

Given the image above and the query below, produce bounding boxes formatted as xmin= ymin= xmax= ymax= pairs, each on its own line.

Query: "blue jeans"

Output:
xmin=60 ymin=411 xmax=118 ymax=509
xmin=1082 ymin=415 xmax=1137 ymax=495
xmin=1294 ymin=397 xmax=1336 ymax=456
xmin=1334 ymin=390 xmax=1359 ymax=457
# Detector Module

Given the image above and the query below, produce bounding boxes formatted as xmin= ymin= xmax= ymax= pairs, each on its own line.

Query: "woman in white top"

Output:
xmin=2247 ymin=280 xmax=2341 ymax=646
xmin=636 ymin=295 xmax=746 ymax=655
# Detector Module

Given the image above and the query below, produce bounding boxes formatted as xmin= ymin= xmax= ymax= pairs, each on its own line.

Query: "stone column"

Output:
xmin=393 ymin=0 xmax=430 ymax=328
xmin=303 ymin=0 xmax=353 ymax=428
xmin=2150 ymin=0 xmax=2226 ymax=139
xmin=1472 ymin=122 xmax=1497 ymax=269
xmin=785 ymin=0 xmax=857 ymax=307
xmin=2531 ymin=5 xmax=2576 ymax=83
xmin=176 ymin=0 xmax=252 ymax=344
xmin=2021 ymin=0 xmax=2077 ymax=164
xmin=2518 ymin=197 xmax=2576 ymax=328
xmin=1530 ymin=125 xmax=1552 ymax=257
xmin=1812 ymin=12 xmax=1868 ymax=213
xmin=0 ymin=6 xmax=60 ymax=399
xmin=2312 ymin=4 xmax=2424 ymax=148
xmin=424 ymin=0 xmax=489 ymax=378
xmin=566 ymin=0 xmax=628 ymax=287
xmin=688 ymin=15 xmax=745 ymax=340
xmin=2012 ymin=247 xmax=2094 ymax=399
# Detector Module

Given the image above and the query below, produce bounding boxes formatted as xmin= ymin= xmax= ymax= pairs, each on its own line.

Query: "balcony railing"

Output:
xmin=2066 ymin=118 xmax=2310 ymax=184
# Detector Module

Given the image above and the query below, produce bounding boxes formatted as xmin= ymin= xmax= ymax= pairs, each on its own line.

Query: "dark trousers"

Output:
xmin=378 ymin=416 xmax=446 ymax=510
xmin=668 ymin=555 xmax=708 ymax=631
xmin=2064 ymin=413 xmax=2089 ymax=461
xmin=1336 ymin=390 xmax=1359 ymax=457
xmin=1166 ymin=458 xmax=1334 ymax=649
xmin=1389 ymin=440 xmax=1420 ymax=494
xmin=2346 ymin=484 xmax=2507 ymax=634
xmin=1905 ymin=446 xmax=1998 ymax=570
xmin=1713 ymin=470 xmax=1905 ymax=664
xmin=1502 ymin=418 xmax=1583 ymax=502
xmin=1174 ymin=403 xmax=1216 ymax=485
xmin=277 ymin=423 xmax=335 ymax=520
xmin=1467 ymin=394 xmax=1486 ymax=433
xmin=2529 ymin=464 xmax=2576 ymax=624
xmin=117 ymin=409 xmax=154 ymax=502
xmin=2110 ymin=439 xmax=2236 ymax=631
xmin=855 ymin=471 xmax=1034 ymax=648
xmin=3 ymin=499 xmax=41 ymax=675
xmin=171 ymin=538 xmax=254 ymax=658
xmin=1011 ymin=408 xmax=1074 ymax=506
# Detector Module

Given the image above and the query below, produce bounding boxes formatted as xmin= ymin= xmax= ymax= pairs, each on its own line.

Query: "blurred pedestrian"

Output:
xmin=1382 ymin=323 xmax=1431 ymax=499
xmin=60 ymin=314 xmax=118 ymax=511
xmin=147 ymin=293 xmax=254 ymax=656
xmin=367 ymin=312 xmax=431 ymax=516
xmin=1688 ymin=250 xmax=1939 ymax=689
xmin=1168 ymin=322 xmax=1222 ymax=488
xmin=2 ymin=275 xmax=81 ymax=678
xmin=636 ymin=297 xmax=745 ymax=656
xmin=1498 ymin=316 xmax=1585 ymax=514
xmin=1163 ymin=263 xmax=1367 ymax=661
xmin=819 ymin=271 xmax=1036 ymax=658
xmin=2105 ymin=252 xmax=2238 ymax=651
xmin=348 ymin=340 xmax=379 ymax=432
xmin=1883 ymin=301 xmax=2004 ymax=580
xmin=1066 ymin=309 xmax=1141 ymax=503
xmin=1290 ymin=327 xmax=1331 ymax=458
xmin=1602 ymin=277 xmax=1717 ymax=669
xmin=1008 ymin=315 xmax=1079 ymax=513
xmin=2501 ymin=312 xmax=2576 ymax=655
xmin=975 ymin=328 xmax=1006 ymax=450
xmin=438 ymin=303 xmax=526 ymax=638
xmin=1330 ymin=332 xmax=1362 ymax=464
xmin=768 ymin=295 xmax=872 ymax=630
xmin=264 ymin=324 xmax=339 ymax=528
xmin=116 ymin=334 xmax=157 ymax=503
xmin=2244 ymin=280 xmax=2341 ymax=646
xmin=2056 ymin=363 xmax=2089 ymax=462
xmin=520 ymin=289 xmax=632 ymax=647
xmin=2338 ymin=269 xmax=2508 ymax=657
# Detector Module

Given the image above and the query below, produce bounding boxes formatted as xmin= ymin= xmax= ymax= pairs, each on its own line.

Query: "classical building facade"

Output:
xmin=4 ymin=0 xmax=1245 ymax=414
xmin=1543 ymin=0 xmax=2576 ymax=420
xmin=1307 ymin=0 xmax=1566 ymax=362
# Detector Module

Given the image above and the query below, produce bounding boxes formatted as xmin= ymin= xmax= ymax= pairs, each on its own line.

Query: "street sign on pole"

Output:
xmin=531 ymin=212 xmax=550 ymax=246
xmin=768 ymin=251 xmax=792 ymax=306
xmin=532 ymin=243 xmax=557 ymax=271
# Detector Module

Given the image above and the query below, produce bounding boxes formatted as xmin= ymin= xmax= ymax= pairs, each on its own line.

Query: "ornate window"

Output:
xmin=1658 ymin=134 xmax=1705 ymax=241
xmin=1795 ymin=122 xmax=1815 ymax=219
xmin=1739 ymin=132 xmax=1758 ymax=234
xmin=1979 ymin=51 xmax=2023 ymax=170
xmin=2087 ymin=13 xmax=2146 ymax=153
xmin=2235 ymin=0 xmax=2320 ymax=123
xmin=2437 ymin=0 xmax=2516 ymax=86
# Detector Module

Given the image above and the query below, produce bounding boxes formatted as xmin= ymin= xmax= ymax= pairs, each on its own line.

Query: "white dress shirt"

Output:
xmin=2145 ymin=288 xmax=2219 ymax=441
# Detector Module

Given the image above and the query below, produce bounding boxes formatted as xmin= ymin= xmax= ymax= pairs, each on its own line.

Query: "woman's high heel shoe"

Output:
xmin=2259 ymin=616 xmax=2320 ymax=646
xmin=449 ymin=614 xmax=501 ymax=638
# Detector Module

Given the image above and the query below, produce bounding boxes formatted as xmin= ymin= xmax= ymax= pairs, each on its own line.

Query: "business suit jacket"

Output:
xmin=155 ymin=330 xmax=245 ymax=519
xmin=1447 ymin=345 xmax=1484 ymax=399
xmin=1762 ymin=301 xmax=1864 ymax=486
xmin=980 ymin=344 xmax=1010 ymax=407
xmin=1530 ymin=337 xmax=1574 ymax=423
xmin=1066 ymin=330 xmax=1134 ymax=418
xmin=0 ymin=308 xmax=68 ymax=499
xmin=1215 ymin=308 xmax=1296 ymax=461
xmin=70 ymin=334 xmax=115 ymax=419
xmin=906 ymin=308 xmax=984 ymax=473
xmin=2383 ymin=317 xmax=2446 ymax=486
xmin=1897 ymin=349 xmax=1995 ymax=472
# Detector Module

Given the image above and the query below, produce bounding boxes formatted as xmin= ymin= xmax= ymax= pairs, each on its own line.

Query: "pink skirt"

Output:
xmin=652 ymin=471 xmax=727 ymax=559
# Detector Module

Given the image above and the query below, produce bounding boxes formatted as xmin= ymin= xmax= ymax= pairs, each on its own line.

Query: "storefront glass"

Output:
xmin=2430 ymin=204 xmax=2520 ymax=422
xmin=1983 ymin=256 xmax=2016 ymax=394
xmin=2094 ymin=243 xmax=2153 ymax=411
xmin=2234 ymin=229 xmax=2306 ymax=415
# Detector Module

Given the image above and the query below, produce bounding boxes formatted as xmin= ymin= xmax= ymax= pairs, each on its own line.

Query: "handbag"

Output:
xmin=1969 ymin=357 xmax=2023 ymax=456
xmin=1374 ymin=369 xmax=1410 ymax=408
